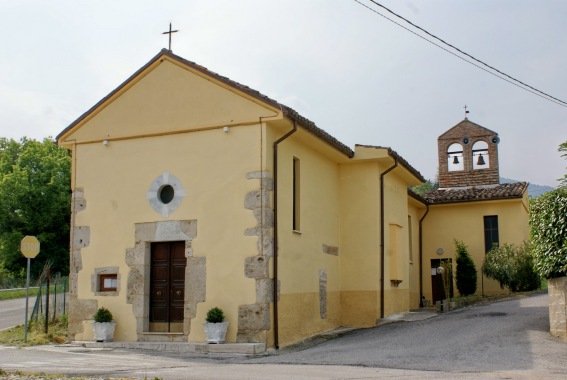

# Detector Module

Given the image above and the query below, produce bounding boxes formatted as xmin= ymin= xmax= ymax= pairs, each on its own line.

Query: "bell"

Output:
xmin=453 ymin=155 xmax=459 ymax=164
xmin=477 ymin=154 xmax=486 ymax=166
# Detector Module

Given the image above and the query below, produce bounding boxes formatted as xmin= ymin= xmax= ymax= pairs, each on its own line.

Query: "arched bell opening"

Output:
xmin=472 ymin=141 xmax=489 ymax=170
xmin=447 ymin=143 xmax=464 ymax=172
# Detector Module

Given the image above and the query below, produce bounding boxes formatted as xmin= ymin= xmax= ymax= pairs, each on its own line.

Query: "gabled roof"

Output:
xmin=423 ymin=182 xmax=528 ymax=205
xmin=57 ymin=49 xmax=354 ymax=158
xmin=355 ymin=145 xmax=426 ymax=183
xmin=408 ymin=188 xmax=427 ymax=204
xmin=438 ymin=118 xmax=498 ymax=140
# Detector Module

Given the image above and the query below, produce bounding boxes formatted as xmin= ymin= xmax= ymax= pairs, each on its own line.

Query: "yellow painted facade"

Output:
xmin=71 ymin=127 xmax=268 ymax=342
xmin=421 ymin=195 xmax=530 ymax=302
xmin=58 ymin=50 xmax=529 ymax=349
xmin=408 ymin=197 xmax=426 ymax=309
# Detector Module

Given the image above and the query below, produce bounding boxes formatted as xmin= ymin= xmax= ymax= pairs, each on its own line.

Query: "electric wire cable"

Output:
xmin=354 ymin=0 xmax=567 ymax=108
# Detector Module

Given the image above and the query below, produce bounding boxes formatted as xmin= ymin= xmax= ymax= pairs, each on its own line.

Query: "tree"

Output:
xmin=558 ymin=141 xmax=567 ymax=188
xmin=410 ymin=179 xmax=438 ymax=196
xmin=482 ymin=242 xmax=541 ymax=291
xmin=455 ymin=240 xmax=477 ymax=296
xmin=439 ymin=259 xmax=453 ymax=302
xmin=530 ymin=188 xmax=567 ymax=279
xmin=0 ymin=137 xmax=71 ymax=279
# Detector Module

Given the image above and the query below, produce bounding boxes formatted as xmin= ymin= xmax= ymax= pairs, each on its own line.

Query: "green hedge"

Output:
xmin=530 ymin=188 xmax=567 ymax=279
xmin=482 ymin=242 xmax=541 ymax=292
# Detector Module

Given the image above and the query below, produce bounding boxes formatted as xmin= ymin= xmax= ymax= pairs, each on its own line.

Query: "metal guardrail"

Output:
xmin=0 ymin=287 xmax=40 ymax=292
xmin=29 ymin=274 xmax=68 ymax=332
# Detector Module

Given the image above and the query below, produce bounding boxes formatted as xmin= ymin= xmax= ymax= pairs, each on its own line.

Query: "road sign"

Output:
xmin=20 ymin=235 xmax=40 ymax=343
xmin=20 ymin=236 xmax=40 ymax=258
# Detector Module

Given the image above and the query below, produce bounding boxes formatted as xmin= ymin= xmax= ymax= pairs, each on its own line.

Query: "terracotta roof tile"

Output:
xmin=168 ymin=51 xmax=355 ymax=157
xmin=423 ymin=182 xmax=528 ymax=204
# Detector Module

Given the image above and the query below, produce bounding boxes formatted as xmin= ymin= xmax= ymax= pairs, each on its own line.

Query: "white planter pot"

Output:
xmin=92 ymin=321 xmax=117 ymax=342
xmin=203 ymin=322 xmax=229 ymax=343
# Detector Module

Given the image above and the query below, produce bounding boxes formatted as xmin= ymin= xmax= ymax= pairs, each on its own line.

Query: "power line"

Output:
xmin=354 ymin=0 xmax=567 ymax=108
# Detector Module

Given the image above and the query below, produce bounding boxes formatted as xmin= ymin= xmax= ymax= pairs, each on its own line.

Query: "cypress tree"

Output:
xmin=455 ymin=240 xmax=477 ymax=296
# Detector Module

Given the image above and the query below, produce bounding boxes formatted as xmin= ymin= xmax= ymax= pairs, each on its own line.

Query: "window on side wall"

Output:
xmin=484 ymin=215 xmax=499 ymax=253
xmin=408 ymin=215 xmax=413 ymax=263
xmin=293 ymin=157 xmax=301 ymax=231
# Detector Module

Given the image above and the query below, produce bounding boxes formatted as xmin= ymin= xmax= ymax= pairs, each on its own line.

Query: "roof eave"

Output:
xmin=57 ymin=49 xmax=356 ymax=159
xmin=427 ymin=194 xmax=525 ymax=205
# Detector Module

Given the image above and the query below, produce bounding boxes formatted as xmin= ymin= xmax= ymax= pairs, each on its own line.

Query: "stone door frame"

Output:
xmin=126 ymin=220 xmax=205 ymax=342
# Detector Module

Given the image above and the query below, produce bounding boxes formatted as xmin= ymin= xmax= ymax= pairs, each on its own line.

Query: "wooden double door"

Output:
xmin=150 ymin=241 xmax=186 ymax=332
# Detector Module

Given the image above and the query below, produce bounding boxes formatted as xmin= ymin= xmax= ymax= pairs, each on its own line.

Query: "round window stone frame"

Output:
xmin=147 ymin=172 xmax=186 ymax=217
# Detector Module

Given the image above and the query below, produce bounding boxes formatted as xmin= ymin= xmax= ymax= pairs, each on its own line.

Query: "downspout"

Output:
xmin=380 ymin=158 xmax=398 ymax=319
xmin=272 ymin=119 xmax=297 ymax=349
xmin=418 ymin=204 xmax=429 ymax=307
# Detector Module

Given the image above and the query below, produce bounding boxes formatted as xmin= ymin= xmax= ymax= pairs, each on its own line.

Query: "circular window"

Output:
xmin=147 ymin=172 xmax=186 ymax=218
xmin=158 ymin=184 xmax=175 ymax=204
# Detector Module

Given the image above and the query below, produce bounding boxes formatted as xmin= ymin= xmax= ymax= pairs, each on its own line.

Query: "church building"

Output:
xmin=57 ymin=49 xmax=425 ymax=348
xmin=57 ymin=49 xmax=529 ymax=349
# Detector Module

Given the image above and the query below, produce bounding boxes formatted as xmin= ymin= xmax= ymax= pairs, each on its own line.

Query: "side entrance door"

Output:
xmin=150 ymin=241 xmax=186 ymax=332
xmin=431 ymin=258 xmax=454 ymax=304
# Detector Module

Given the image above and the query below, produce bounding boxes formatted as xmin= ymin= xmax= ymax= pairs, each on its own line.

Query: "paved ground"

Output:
xmin=0 ymin=292 xmax=565 ymax=379
xmin=245 ymin=293 xmax=566 ymax=374
xmin=0 ymin=294 xmax=68 ymax=332
xmin=0 ymin=298 xmax=28 ymax=332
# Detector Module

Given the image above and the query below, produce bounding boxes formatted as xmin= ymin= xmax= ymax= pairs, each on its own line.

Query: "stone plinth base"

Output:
xmin=548 ymin=276 xmax=567 ymax=339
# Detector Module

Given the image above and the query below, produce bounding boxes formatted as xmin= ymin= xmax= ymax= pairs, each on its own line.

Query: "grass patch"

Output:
xmin=0 ymin=314 xmax=68 ymax=346
xmin=450 ymin=294 xmax=483 ymax=304
xmin=540 ymin=277 xmax=548 ymax=290
xmin=0 ymin=287 xmax=40 ymax=301
xmin=0 ymin=285 xmax=66 ymax=301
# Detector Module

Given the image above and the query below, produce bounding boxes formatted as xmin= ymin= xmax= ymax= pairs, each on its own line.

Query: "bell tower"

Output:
xmin=438 ymin=118 xmax=500 ymax=188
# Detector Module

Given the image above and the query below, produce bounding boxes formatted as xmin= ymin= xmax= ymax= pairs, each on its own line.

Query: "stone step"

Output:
xmin=73 ymin=341 xmax=266 ymax=355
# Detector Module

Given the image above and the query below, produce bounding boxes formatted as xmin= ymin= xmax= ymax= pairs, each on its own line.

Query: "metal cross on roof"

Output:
xmin=162 ymin=22 xmax=179 ymax=51
xmin=464 ymin=104 xmax=470 ymax=118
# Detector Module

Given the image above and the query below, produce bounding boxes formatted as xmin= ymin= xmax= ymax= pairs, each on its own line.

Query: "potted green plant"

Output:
xmin=92 ymin=307 xmax=117 ymax=342
xmin=203 ymin=307 xmax=229 ymax=343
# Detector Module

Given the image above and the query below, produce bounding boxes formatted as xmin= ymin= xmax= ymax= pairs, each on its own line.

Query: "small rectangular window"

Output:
xmin=293 ymin=157 xmax=301 ymax=231
xmin=484 ymin=215 xmax=499 ymax=253
xmin=99 ymin=274 xmax=118 ymax=292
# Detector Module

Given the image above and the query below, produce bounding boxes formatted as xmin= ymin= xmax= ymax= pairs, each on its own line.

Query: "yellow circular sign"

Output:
xmin=20 ymin=236 xmax=40 ymax=258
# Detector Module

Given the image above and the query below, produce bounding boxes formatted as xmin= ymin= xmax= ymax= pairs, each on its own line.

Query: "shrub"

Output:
xmin=205 ymin=307 xmax=224 ymax=323
xmin=93 ymin=307 xmax=113 ymax=323
xmin=455 ymin=240 xmax=477 ymax=296
xmin=482 ymin=242 xmax=541 ymax=292
xmin=439 ymin=260 xmax=453 ymax=301
xmin=529 ymin=188 xmax=567 ymax=279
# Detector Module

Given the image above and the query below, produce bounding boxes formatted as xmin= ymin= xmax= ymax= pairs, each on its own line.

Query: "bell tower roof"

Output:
xmin=438 ymin=118 xmax=498 ymax=140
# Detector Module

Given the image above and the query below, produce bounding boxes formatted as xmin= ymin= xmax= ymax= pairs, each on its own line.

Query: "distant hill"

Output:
xmin=500 ymin=177 xmax=554 ymax=198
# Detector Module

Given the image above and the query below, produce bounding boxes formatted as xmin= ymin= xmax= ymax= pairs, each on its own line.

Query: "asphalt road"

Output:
xmin=0 ymin=293 xmax=565 ymax=379
xmin=245 ymin=293 xmax=566 ymax=375
xmin=0 ymin=297 xmax=29 ymax=331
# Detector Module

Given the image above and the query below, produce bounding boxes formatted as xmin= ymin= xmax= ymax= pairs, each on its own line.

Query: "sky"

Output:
xmin=1 ymin=0 xmax=566 ymax=187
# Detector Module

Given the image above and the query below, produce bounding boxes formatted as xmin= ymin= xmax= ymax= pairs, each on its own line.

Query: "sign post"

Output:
xmin=20 ymin=236 xmax=40 ymax=343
